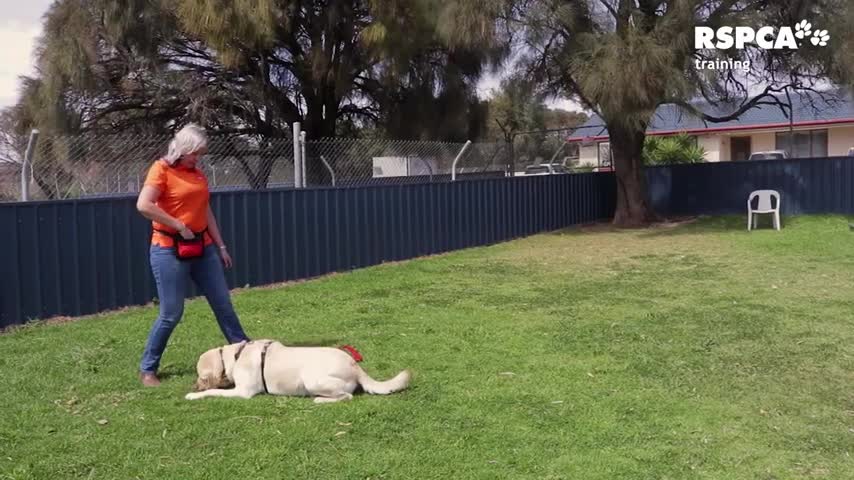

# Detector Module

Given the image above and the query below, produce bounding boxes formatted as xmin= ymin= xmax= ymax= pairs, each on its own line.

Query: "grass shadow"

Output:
xmin=545 ymin=221 xmax=624 ymax=237
xmin=637 ymin=214 xmax=854 ymax=239
xmin=639 ymin=216 xmax=740 ymax=237
xmin=545 ymin=216 xmax=725 ymax=238
xmin=282 ymin=338 xmax=346 ymax=347
xmin=157 ymin=365 xmax=196 ymax=380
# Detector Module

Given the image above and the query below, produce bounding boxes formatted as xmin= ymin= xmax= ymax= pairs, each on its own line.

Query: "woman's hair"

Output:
xmin=164 ymin=123 xmax=208 ymax=165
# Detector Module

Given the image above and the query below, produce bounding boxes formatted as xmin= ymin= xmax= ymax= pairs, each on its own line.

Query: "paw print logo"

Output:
xmin=794 ymin=20 xmax=812 ymax=39
xmin=811 ymin=29 xmax=830 ymax=46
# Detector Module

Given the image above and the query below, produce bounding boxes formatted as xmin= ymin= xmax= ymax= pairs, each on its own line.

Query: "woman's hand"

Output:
xmin=177 ymin=224 xmax=195 ymax=239
xmin=219 ymin=246 xmax=234 ymax=269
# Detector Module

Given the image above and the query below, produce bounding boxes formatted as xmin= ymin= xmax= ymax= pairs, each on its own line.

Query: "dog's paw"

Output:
xmin=185 ymin=392 xmax=202 ymax=400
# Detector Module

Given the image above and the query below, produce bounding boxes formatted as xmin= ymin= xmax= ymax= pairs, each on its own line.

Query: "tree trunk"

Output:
xmin=31 ymin=165 xmax=58 ymax=200
xmin=303 ymin=97 xmax=338 ymax=186
xmin=609 ymin=123 xmax=659 ymax=227
xmin=31 ymin=138 xmax=67 ymax=200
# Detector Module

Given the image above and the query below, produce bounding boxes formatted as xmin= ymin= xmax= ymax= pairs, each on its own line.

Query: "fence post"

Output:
xmin=451 ymin=140 xmax=472 ymax=181
xmin=319 ymin=155 xmax=336 ymax=186
xmin=21 ymin=129 xmax=39 ymax=201
xmin=547 ymin=139 xmax=569 ymax=166
xmin=300 ymin=131 xmax=309 ymax=187
xmin=292 ymin=122 xmax=303 ymax=188
xmin=508 ymin=137 xmax=515 ymax=177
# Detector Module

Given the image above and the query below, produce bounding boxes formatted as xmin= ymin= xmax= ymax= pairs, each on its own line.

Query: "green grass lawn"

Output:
xmin=2 ymin=215 xmax=854 ymax=479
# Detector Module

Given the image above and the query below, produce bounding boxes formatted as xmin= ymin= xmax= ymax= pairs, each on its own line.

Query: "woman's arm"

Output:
xmin=206 ymin=206 xmax=233 ymax=268
xmin=206 ymin=206 xmax=226 ymax=248
xmin=136 ymin=186 xmax=194 ymax=239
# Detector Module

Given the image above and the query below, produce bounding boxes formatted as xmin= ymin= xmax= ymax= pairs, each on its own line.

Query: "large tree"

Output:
xmin=19 ymin=0 xmax=501 ymax=137
xmin=6 ymin=0 xmax=504 ymax=189
xmin=447 ymin=0 xmax=854 ymax=226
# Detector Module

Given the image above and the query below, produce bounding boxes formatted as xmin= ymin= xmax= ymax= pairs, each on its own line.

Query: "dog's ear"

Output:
xmin=191 ymin=346 xmax=240 ymax=391
xmin=215 ymin=374 xmax=235 ymax=389
xmin=194 ymin=372 xmax=234 ymax=391
xmin=192 ymin=362 xmax=234 ymax=392
xmin=192 ymin=348 xmax=221 ymax=391
xmin=193 ymin=376 xmax=211 ymax=392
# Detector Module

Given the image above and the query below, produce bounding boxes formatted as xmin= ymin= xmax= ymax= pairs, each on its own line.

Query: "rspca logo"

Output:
xmin=695 ymin=20 xmax=830 ymax=50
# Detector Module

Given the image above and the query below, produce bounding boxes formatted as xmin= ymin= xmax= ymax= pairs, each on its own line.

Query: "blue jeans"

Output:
xmin=140 ymin=244 xmax=249 ymax=373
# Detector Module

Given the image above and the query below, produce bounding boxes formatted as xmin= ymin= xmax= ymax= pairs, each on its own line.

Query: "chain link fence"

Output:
xmin=6 ymin=124 xmax=604 ymax=202
xmin=458 ymin=142 xmax=513 ymax=176
xmin=17 ymin=133 xmax=294 ymax=200
xmin=513 ymin=131 xmax=577 ymax=171
xmin=303 ymin=139 xmax=509 ymax=187
xmin=15 ymin=135 xmax=511 ymax=200
xmin=508 ymin=125 xmax=611 ymax=174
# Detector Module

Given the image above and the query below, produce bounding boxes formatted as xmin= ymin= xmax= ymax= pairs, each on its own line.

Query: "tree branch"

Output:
xmin=598 ymin=0 xmax=619 ymax=19
xmin=666 ymin=84 xmax=797 ymax=125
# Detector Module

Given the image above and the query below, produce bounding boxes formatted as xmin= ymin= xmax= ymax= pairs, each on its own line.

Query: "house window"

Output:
xmin=597 ymin=142 xmax=612 ymax=167
xmin=775 ymin=129 xmax=828 ymax=158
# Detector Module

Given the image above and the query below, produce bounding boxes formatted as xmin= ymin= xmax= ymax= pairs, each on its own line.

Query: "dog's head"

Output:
xmin=191 ymin=347 xmax=234 ymax=392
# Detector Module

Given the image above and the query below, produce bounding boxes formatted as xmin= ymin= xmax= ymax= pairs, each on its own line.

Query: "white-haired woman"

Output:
xmin=136 ymin=124 xmax=249 ymax=387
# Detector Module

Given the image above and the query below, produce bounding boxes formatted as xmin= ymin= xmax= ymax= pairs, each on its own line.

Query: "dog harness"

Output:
xmin=218 ymin=341 xmax=249 ymax=378
xmin=259 ymin=341 xmax=274 ymax=394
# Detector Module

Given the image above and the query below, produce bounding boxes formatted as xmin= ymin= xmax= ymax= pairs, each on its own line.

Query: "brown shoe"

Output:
xmin=139 ymin=372 xmax=161 ymax=387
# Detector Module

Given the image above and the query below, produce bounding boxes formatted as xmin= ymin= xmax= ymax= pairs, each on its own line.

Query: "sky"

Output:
xmin=0 ymin=0 xmax=52 ymax=108
xmin=477 ymin=68 xmax=583 ymax=111
xmin=0 ymin=0 xmax=583 ymax=112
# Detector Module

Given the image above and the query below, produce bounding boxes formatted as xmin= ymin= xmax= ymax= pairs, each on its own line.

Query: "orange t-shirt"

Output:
xmin=144 ymin=159 xmax=213 ymax=247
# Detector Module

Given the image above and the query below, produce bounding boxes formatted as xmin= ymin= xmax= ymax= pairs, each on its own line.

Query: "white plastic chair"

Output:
xmin=747 ymin=190 xmax=781 ymax=231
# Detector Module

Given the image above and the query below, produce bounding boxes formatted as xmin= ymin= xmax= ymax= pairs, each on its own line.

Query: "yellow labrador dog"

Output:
xmin=186 ymin=340 xmax=410 ymax=403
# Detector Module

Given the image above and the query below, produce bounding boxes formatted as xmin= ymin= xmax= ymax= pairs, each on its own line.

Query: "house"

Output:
xmin=568 ymin=91 xmax=854 ymax=168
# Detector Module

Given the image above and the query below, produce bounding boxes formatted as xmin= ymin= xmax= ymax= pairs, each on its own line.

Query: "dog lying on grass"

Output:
xmin=186 ymin=340 xmax=410 ymax=404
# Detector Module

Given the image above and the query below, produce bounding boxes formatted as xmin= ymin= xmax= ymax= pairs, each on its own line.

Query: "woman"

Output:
xmin=136 ymin=124 xmax=249 ymax=387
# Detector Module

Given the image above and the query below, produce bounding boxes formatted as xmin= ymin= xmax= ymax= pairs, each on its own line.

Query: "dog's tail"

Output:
xmin=357 ymin=368 xmax=411 ymax=395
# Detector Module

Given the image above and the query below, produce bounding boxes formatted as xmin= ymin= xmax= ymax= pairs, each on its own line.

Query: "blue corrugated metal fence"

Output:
xmin=646 ymin=156 xmax=854 ymax=216
xmin=7 ymin=155 xmax=850 ymax=328
xmin=1 ymin=174 xmax=616 ymax=328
